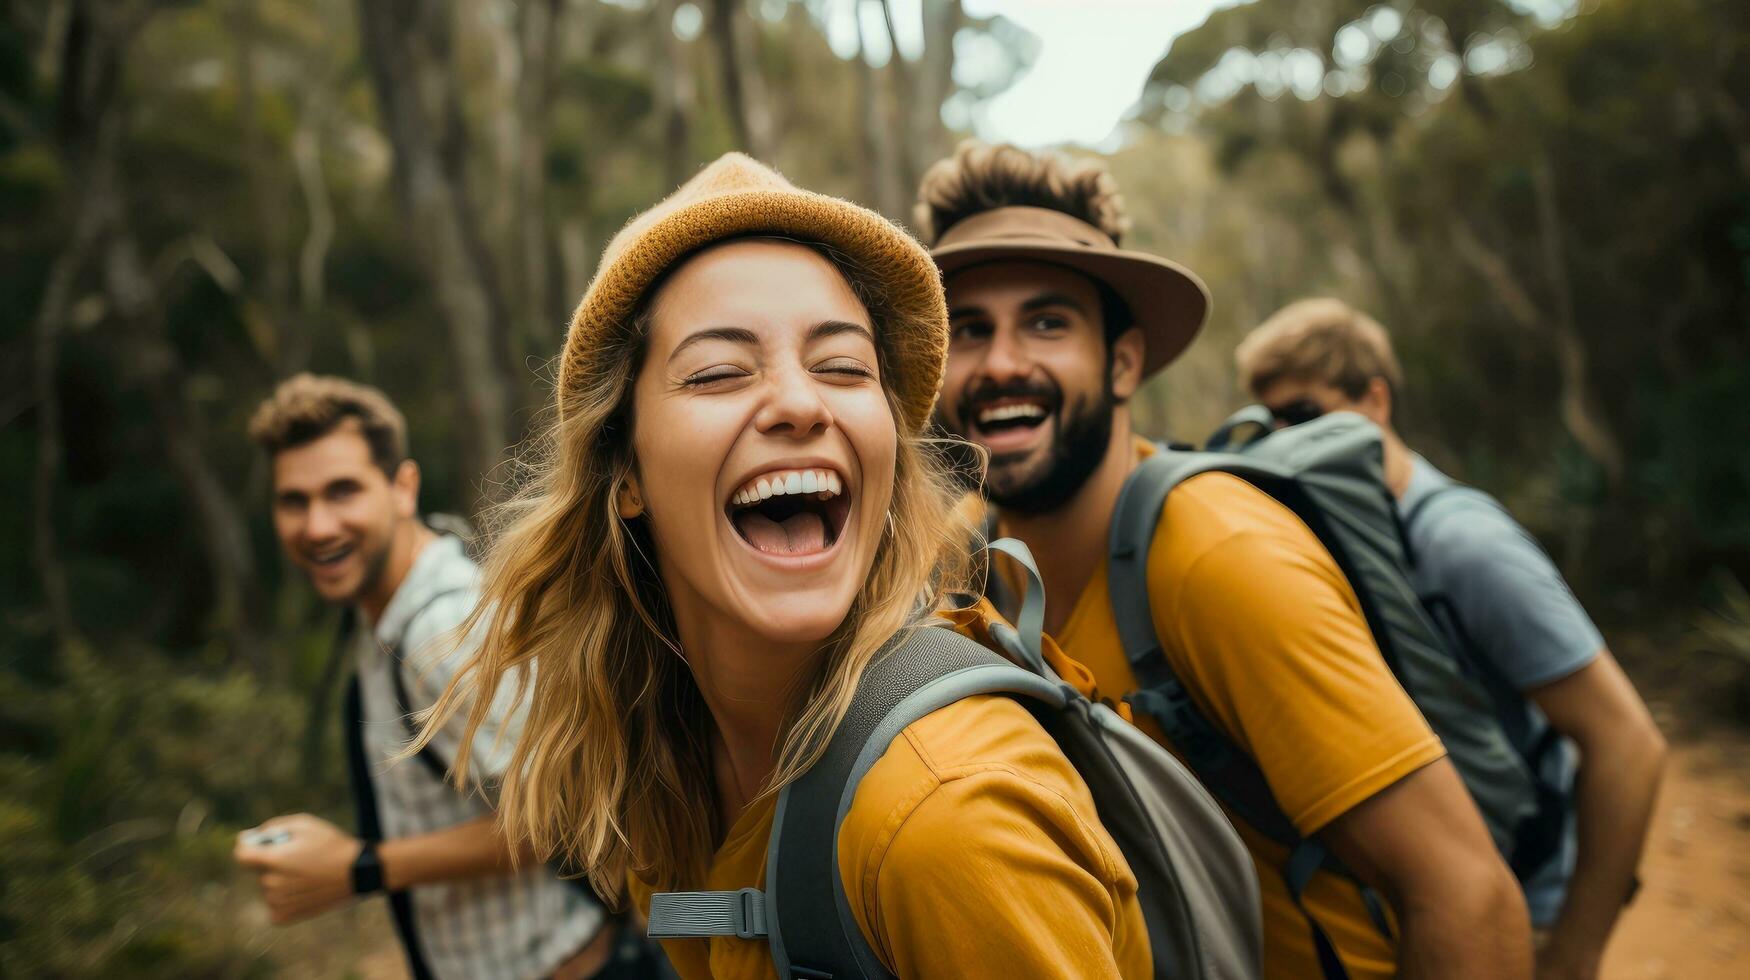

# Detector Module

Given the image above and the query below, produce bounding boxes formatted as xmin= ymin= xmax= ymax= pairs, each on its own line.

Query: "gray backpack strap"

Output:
xmin=767 ymin=626 xmax=1068 ymax=979
xmin=986 ymin=537 xmax=1047 ymax=674
xmin=647 ymin=888 xmax=767 ymax=940
xmin=1109 ymin=452 xmax=1361 ymax=980
xmin=1108 ymin=453 xmax=1303 ymax=847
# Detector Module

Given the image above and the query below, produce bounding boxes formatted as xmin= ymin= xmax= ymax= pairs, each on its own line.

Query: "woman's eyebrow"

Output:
xmin=668 ymin=325 xmax=759 ymax=364
xmin=808 ymin=320 xmax=874 ymax=344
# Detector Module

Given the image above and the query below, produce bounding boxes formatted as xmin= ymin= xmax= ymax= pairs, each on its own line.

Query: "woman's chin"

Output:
xmin=735 ymin=593 xmax=859 ymax=647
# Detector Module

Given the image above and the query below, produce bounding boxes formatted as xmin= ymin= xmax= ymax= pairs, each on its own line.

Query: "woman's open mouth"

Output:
xmin=725 ymin=467 xmax=852 ymax=558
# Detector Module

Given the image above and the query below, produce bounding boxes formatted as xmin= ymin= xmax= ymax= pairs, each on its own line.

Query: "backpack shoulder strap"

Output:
xmin=647 ymin=626 xmax=1067 ymax=979
xmin=384 ymin=586 xmax=473 ymax=782
xmin=1107 ymin=452 xmax=1302 ymax=846
xmin=1109 ymin=453 xmax=1389 ymax=979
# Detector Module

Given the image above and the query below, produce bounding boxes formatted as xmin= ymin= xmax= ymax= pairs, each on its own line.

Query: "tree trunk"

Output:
xmin=229 ymin=0 xmax=299 ymax=370
xmin=709 ymin=0 xmax=771 ymax=159
xmin=653 ymin=0 xmax=695 ymax=189
xmin=31 ymin=191 xmax=107 ymax=651
xmin=1531 ymin=155 xmax=1626 ymax=490
xmin=914 ymin=0 xmax=963 ymax=171
xmin=102 ymin=226 xmax=274 ymax=677
xmin=877 ymin=0 xmax=920 ymax=195
xmin=29 ymin=0 xmax=136 ymax=652
xmin=356 ymin=0 xmax=513 ymax=506
xmin=516 ymin=0 xmax=562 ymax=344
xmin=854 ymin=6 xmax=904 ymax=218
xmin=1449 ymin=213 xmax=1626 ymax=492
xmin=292 ymin=94 xmax=334 ymax=316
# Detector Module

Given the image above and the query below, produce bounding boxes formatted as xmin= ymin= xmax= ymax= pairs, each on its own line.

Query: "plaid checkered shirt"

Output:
xmin=355 ymin=534 xmax=605 ymax=979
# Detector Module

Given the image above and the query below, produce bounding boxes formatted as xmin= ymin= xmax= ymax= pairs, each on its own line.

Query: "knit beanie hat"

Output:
xmin=557 ymin=154 xmax=949 ymax=435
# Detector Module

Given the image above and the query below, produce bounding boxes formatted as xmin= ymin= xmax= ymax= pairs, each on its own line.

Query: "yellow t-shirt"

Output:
xmin=1039 ymin=448 xmax=1446 ymax=979
xmin=629 ymin=693 xmax=1152 ymax=979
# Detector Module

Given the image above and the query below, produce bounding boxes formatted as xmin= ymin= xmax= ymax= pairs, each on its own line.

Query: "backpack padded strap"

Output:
xmin=1108 ymin=453 xmax=1301 ymax=846
xmin=986 ymin=537 xmax=1047 ymax=675
xmin=766 ymin=626 xmax=1067 ymax=979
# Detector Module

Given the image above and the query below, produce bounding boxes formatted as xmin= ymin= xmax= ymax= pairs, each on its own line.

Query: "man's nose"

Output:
xmin=980 ymin=325 xmax=1032 ymax=384
xmin=303 ymin=501 xmax=341 ymax=541
xmin=754 ymin=363 xmax=833 ymax=439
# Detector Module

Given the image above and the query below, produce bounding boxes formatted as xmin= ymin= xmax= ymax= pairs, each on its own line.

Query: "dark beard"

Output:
xmin=986 ymin=388 xmax=1116 ymax=515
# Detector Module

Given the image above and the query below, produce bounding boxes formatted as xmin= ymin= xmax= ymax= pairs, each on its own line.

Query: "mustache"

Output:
xmin=957 ymin=378 xmax=1062 ymax=421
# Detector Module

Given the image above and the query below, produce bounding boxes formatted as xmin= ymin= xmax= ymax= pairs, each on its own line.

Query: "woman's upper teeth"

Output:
xmin=732 ymin=468 xmax=843 ymax=506
xmin=979 ymin=403 xmax=1046 ymax=424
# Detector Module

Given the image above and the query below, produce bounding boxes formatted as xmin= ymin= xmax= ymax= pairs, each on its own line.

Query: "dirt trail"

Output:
xmin=1602 ymin=736 xmax=1750 ymax=979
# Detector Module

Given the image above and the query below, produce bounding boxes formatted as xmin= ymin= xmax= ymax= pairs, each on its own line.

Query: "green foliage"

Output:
xmin=1126 ymin=0 xmax=1750 ymax=618
xmin=0 ymin=640 xmax=350 ymax=976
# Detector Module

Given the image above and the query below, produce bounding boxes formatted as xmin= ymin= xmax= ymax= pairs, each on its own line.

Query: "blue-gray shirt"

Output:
xmin=1398 ymin=455 xmax=1603 ymax=925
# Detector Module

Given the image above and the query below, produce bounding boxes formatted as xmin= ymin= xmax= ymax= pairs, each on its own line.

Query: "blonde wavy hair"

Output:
xmin=419 ymin=240 xmax=975 ymax=901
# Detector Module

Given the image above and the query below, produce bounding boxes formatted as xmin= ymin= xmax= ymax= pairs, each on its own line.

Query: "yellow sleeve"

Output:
xmin=1153 ymin=490 xmax=1445 ymax=836
xmin=840 ymin=698 xmax=1150 ymax=979
xmin=865 ymin=768 xmax=1143 ymax=977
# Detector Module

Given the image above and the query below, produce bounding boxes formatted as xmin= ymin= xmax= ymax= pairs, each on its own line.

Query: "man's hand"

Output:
xmin=1529 ymin=653 xmax=1665 ymax=980
xmin=234 ymin=813 xmax=364 ymax=925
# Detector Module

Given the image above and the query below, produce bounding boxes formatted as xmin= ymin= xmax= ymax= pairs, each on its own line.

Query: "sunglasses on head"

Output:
xmin=1267 ymin=399 xmax=1326 ymax=429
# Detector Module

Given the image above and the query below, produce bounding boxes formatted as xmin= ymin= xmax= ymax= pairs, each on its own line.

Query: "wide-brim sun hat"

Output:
xmin=558 ymin=153 xmax=948 ymax=434
xmin=930 ymin=206 xmax=1211 ymax=379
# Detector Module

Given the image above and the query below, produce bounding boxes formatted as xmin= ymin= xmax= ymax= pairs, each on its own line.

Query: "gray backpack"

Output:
xmin=1108 ymin=407 xmax=1538 ymax=978
xmin=648 ymin=540 xmax=1262 ymax=979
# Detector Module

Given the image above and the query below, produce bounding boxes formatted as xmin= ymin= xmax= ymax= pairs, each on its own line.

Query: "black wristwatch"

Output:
xmin=351 ymin=839 xmax=386 ymax=895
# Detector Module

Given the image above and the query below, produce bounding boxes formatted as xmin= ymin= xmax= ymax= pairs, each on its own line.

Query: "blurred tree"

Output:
xmin=356 ymin=0 xmax=515 ymax=507
xmin=711 ymin=0 xmax=773 ymax=158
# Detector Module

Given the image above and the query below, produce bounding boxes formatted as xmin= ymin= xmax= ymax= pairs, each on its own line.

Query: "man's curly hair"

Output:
xmin=912 ymin=141 xmax=1131 ymax=247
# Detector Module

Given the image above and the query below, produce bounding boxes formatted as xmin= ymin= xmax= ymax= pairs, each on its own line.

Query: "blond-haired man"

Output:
xmin=921 ymin=142 xmax=1530 ymax=978
xmin=1237 ymin=299 xmax=1667 ymax=980
xmin=233 ymin=374 xmax=617 ymax=980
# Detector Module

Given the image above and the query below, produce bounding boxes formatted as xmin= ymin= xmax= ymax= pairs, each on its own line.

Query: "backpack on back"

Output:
xmin=1107 ymin=407 xmax=1541 ymax=977
xmin=647 ymin=539 xmax=1263 ymax=980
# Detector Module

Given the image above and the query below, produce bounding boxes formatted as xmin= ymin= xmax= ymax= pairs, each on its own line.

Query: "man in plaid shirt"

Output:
xmin=234 ymin=374 xmax=621 ymax=979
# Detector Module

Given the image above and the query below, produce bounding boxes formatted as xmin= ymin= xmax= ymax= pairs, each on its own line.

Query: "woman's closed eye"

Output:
xmin=679 ymin=364 xmax=753 ymax=387
xmin=812 ymin=356 xmax=875 ymax=381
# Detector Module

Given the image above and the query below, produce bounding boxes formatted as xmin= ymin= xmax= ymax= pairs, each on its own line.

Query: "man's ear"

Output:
xmin=1362 ymin=376 xmax=1395 ymax=428
xmin=392 ymin=459 xmax=421 ymax=519
xmin=1109 ymin=326 xmax=1146 ymax=401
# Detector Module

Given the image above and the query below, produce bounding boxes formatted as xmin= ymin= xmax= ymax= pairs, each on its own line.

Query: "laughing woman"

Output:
xmin=423 ymin=155 xmax=1149 ymax=979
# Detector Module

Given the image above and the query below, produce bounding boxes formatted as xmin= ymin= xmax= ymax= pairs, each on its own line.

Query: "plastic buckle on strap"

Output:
xmin=733 ymin=886 xmax=765 ymax=940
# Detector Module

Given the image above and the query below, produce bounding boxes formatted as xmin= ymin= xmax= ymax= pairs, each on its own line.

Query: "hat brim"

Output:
xmin=932 ymin=239 xmax=1210 ymax=378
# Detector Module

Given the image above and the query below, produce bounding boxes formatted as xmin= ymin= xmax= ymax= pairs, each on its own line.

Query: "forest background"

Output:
xmin=2 ymin=0 xmax=1747 ymax=976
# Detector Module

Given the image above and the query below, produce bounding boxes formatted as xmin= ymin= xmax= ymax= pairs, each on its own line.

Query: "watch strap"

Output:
xmin=351 ymin=838 xmax=386 ymax=895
